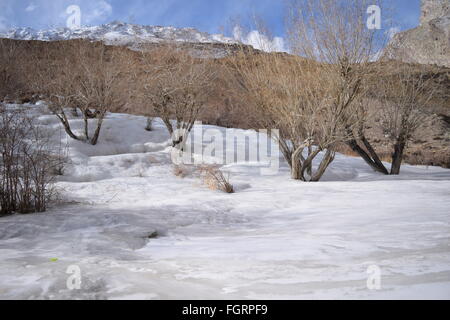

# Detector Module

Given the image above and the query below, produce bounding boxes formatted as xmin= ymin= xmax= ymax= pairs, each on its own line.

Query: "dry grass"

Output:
xmin=173 ymin=165 xmax=190 ymax=178
xmin=198 ymin=165 xmax=234 ymax=193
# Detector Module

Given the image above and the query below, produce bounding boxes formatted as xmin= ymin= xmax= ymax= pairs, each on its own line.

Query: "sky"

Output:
xmin=0 ymin=0 xmax=422 ymax=38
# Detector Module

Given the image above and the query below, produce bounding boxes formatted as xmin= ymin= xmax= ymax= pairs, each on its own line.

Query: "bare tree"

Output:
xmin=33 ymin=42 xmax=83 ymax=141
xmin=375 ymin=65 xmax=439 ymax=174
xmin=232 ymin=50 xmax=357 ymax=181
xmin=285 ymin=0 xmax=398 ymax=176
xmin=140 ymin=44 xmax=216 ymax=149
xmin=35 ymin=41 xmax=130 ymax=145
xmin=73 ymin=44 xmax=130 ymax=145
xmin=229 ymin=0 xmax=383 ymax=181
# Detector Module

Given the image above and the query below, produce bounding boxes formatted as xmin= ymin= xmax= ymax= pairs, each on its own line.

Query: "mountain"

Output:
xmin=386 ymin=0 xmax=450 ymax=67
xmin=0 ymin=21 xmax=237 ymax=48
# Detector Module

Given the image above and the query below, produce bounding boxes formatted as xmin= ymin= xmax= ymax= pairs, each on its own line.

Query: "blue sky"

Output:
xmin=0 ymin=0 xmax=422 ymax=37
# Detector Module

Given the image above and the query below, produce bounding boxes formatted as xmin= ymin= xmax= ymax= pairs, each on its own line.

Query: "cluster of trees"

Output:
xmin=28 ymin=41 xmax=217 ymax=151
xmin=229 ymin=0 xmax=440 ymax=180
xmin=1 ymin=39 xmax=217 ymax=214
xmin=0 ymin=0 xmax=443 ymax=215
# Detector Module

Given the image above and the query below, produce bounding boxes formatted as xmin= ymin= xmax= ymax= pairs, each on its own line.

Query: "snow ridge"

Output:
xmin=0 ymin=21 xmax=238 ymax=46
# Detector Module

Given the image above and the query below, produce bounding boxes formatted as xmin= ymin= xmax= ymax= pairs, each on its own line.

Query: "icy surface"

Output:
xmin=0 ymin=103 xmax=449 ymax=299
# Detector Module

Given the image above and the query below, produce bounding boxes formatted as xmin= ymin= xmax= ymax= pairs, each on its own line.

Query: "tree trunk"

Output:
xmin=390 ymin=139 xmax=406 ymax=175
xmin=278 ymin=141 xmax=292 ymax=169
xmin=346 ymin=139 xmax=389 ymax=175
xmin=53 ymin=109 xmax=82 ymax=141
xmin=301 ymin=148 xmax=321 ymax=181
xmin=307 ymin=145 xmax=313 ymax=176
xmin=90 ymin=115 xmax=105 ymax=146
xmin=360 ymin=136 xmax=388 ymax=174
xmin=162 ymin=117 xmax=174 ymax=136
xmin=145 ymin=117 xmax=153 ymax=131
xmin=311 ymin=149 xmax=335 ymax=182
xmin=61 ymin=119 xmax=81 ymax=141
xmin=172 ymin=136 xmax=184 ymax=148
xmin=290 ymin=147 xmax=304 ymax=180
xmin=291 ymin=155 xmax=302 ymax=180
xmin=84 ymin=116 xmax=89 ymax=140
xmin=71 ymin=107 xmax=79 ymax=117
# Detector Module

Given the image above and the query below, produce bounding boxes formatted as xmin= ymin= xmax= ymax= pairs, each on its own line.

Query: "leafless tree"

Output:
xmin=140 ymin=44 xmax=216 ymax=150
xmin=232 ymin=50 xmax=356 ymax=181
xmin=32 ymin=42 xmax=82 ymax=141
xmin=230 ymin=0 xmax=383 ymax=181
xmin=35 ymin=41 xmax=130 ymax=145
xmin=285 ymin=0 xmax=395 ymax=175
xmin=0 ymin=104 xmax=66 ymax=215
xmin=374 ymin=65 xmax=439 ymax=174
xmin=73 ymin=44 xmax=130 ymax=145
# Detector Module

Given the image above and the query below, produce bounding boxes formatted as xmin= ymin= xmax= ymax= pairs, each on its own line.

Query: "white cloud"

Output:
xmin=58 ymin=0 xmax=113 ymax=26
xmin=25 ymin=3 xmax=38 ymax=12
xmin=233 ymin=26 xmax=285 ymax=53
xmin=83 ymin=0 xmax=113 ymax=25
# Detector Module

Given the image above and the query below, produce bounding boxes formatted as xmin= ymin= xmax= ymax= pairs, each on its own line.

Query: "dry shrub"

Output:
xmin=148 ymin=155 xmax=160 ymax=164
xmin=172 ymin=164 xmax=199 ymax=178
xmin=0 ymin=104 xmax=66 ymax=215
xmin=172 ymin=165 xmax=189 ymax=178
xmin=198 ymin=165 xmax=234 ymax=193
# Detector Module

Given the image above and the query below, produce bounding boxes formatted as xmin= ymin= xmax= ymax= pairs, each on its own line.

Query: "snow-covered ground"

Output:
xmin=0 ymin=103 xmax=449 ymax=300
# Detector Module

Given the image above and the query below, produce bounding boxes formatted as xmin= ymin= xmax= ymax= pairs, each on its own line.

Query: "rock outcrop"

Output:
xmin=387 ymin=0 xmax=450 ymax=67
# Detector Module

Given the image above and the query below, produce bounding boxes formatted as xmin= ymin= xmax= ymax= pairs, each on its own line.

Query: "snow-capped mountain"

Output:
xmin=0 ymin=21 xmax=238 ymax=47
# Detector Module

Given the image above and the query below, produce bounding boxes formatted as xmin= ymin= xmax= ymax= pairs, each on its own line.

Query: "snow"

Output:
xmin=0 ymin=22 xmax=237 ymax=46
xmin=0 ymin=103 xmax=449 ymax=299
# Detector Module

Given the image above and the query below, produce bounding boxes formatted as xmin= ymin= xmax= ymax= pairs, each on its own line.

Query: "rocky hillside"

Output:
xmin=0 ymin=21 xmax=241 ymax=58
xmin=387 ymin=0 xmax=450 ymax=67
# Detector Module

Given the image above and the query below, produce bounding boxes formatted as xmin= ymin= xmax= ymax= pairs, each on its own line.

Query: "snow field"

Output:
xmin=0 ymin=103 xmax=449 ymax=299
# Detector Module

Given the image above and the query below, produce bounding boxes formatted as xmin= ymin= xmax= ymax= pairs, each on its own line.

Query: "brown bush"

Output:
xmin=198 ymin=165 xmax=234 ymax=193
xmin=172 ymin=165 xmax=190 ymax=178
xmin=0 ymin=104 xmax=66 ymax=215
